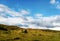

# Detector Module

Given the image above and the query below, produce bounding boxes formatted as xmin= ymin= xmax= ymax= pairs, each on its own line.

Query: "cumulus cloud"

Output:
xmin=50 ymin=0 xmax=59 ymax=4
xmin=20 ymin=9 xmax=30 ymax=14
xmin=0 ymin=4 xmax=30 ymax=18
xmin=0 ymin=4 xmax=30 ymax=26
xmin=0 ymin=4 xmax=60 ymax=30
xmin=50 ymin=0 xmax=60 ymax=9
xmin=50 ymin=0 xmax=56 ymax=4
xmin=0 ymin=4 xmax=20 ymax=17
xmin=35 ymin=13 xmax=43 ymax=18
xmin=56 ymin=5 xmax=60 ymax=9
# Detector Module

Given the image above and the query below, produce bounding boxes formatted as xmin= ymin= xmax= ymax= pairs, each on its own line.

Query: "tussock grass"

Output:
xmin=0 ymin=24 xmax=60 ymax=41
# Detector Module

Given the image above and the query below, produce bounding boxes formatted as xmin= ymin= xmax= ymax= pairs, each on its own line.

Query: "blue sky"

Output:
xmin=0 ymin=0 xmax=60 ymax=16
xmin=0 ymin=0 xmax=60 ymax=30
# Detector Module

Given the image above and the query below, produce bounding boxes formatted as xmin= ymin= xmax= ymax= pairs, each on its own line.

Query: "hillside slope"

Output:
xmin=0 ymin=24 xmax=60 ymax=41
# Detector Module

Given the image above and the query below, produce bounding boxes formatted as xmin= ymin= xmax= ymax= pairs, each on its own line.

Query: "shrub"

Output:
xmin=33 ymin=40 xmax=39 ymax=41
xmin=23 ymin=29 xmax=28 ymax=33
xmin=14 ymin=37 xmax=20 ymax=40
xmin=0 ymin=26 xmax=8 ymax=31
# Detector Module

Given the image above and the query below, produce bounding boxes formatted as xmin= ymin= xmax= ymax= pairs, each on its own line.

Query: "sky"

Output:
xmin=0 ymin=0 xmax=60 ymax=30
xmin=0 ymin=0 xmax=60 ymax=16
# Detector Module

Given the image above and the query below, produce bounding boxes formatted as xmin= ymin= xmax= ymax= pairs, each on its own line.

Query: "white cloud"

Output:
xmin=50 ymin=0 xmax=56 ymax=4
xmin=0 ymin=4 xmax=30 ymax=26
xmin=49 ymin=27 xmax=60 ymax=31
xmin=0 ymin=4 xmax=30 ymax=18
xmin=20 ymin=9 xmax=30 ymax=14
xmin=50 ymin=0 xmax=60 ymax=9
xmin=35 ymin=13 xmax=43 ymax=18
xmin=0 ymin=4 xmax=21 ymax=17
xmin=50 ymin=0 xmax=59 ymax=4
xmin=56 ymin=5 xmax=60 ymax=9
xmin=0 ymin=4 xmax=60 ymax=30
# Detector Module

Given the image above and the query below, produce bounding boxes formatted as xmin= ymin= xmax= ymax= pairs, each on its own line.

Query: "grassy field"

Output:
xmin=0 ymin=24 xmax=60 ymax=41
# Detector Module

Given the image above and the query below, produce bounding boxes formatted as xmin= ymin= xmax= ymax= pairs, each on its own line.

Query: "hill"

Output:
xmin=0 ymin=24 xmax=60 ymax=41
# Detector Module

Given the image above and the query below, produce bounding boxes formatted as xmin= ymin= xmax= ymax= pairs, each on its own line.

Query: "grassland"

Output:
xmin=0 ymin=24 xmax=60 ymax=41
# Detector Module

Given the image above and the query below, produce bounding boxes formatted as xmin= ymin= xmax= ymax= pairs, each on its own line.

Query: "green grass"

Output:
xmin=0 ymin=24 xmax=60 ymax=41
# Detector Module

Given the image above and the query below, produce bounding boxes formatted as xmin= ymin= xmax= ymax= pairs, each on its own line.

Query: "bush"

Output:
xmin=23 ymin=29 xmax=28 ymax=33
xmin=0 ymin=26 xmax=8 ymax=31
xmin=14 ymin=37 xmax=20 ymax=40
xmin=33 ymin=40 xmax=39 ymax=41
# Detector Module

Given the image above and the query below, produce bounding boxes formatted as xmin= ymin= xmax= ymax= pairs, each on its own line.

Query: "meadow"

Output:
xmin=0 ymin=24 xmax=60 ymax=41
